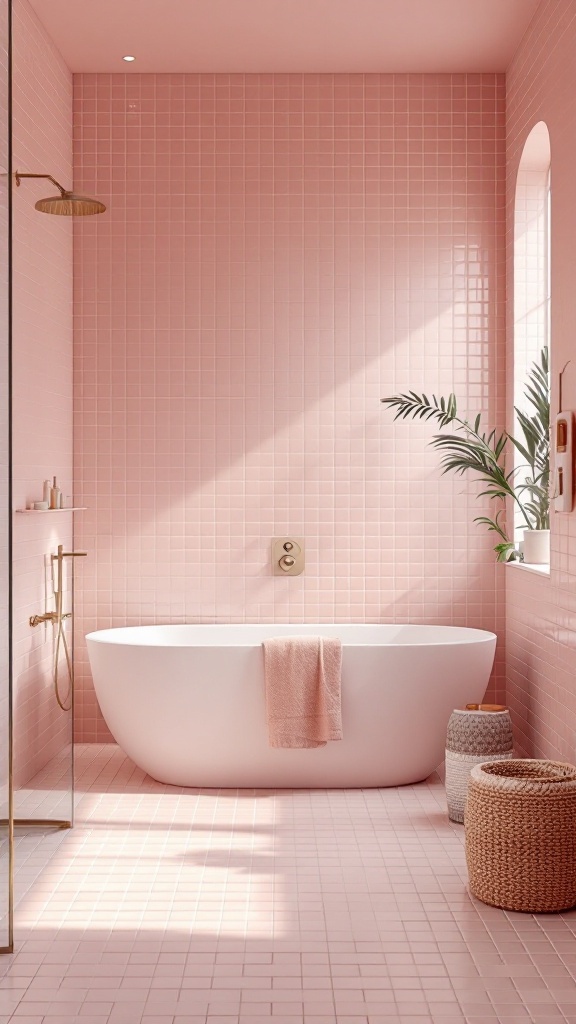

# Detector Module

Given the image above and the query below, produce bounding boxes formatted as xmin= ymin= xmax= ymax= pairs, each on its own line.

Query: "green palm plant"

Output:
xmin=381 ymin=347 xmax=549 ymax=562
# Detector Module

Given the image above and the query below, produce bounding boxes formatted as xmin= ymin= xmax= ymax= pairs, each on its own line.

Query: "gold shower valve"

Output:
xmin=29 ymin=612 xmax=58 ymax=627
xmin=272 ymin=537 xmax=305 ymax=576
xmin=30 ymin=611 xmax=72 ymax=627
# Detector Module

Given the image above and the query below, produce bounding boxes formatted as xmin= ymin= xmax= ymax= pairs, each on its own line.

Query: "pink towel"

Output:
xmin=263 ymin=636 xmax=343 ymax=748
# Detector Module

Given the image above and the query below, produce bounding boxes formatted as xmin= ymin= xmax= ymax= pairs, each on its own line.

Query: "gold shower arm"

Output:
xmin=15 ymin=170 xmax=68 ymax=195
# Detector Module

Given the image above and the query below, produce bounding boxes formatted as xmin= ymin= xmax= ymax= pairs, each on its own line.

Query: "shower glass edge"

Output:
xmin=0 ymin=0 xmax=14 ymax=955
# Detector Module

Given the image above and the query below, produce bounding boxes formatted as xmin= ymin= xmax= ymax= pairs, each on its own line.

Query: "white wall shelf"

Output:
xmin=15 ymin=507 xmax=87 ymax=514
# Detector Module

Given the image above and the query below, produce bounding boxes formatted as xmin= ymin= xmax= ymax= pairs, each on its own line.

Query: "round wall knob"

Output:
xmin=283 ymin=541 xmax=294 ymax=551
xmin=280 ymin=555 xmax=295 ymax=568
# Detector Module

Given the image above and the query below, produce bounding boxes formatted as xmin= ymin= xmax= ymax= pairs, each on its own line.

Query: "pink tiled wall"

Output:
xmin=73 ymin=73 xmax=506 ymax=741
xmin=506 ymin=0 xmax=576 ymax=759
xmin=11 ymin=0 xmax=74 ymax=785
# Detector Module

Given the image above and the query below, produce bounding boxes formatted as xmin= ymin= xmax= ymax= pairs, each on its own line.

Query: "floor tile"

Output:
xmin=0 ymin=745 xmax=575 ymax=1024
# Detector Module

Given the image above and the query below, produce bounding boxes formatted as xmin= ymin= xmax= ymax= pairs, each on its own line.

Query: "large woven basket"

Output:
xmin=465 ymin=759 xmax=576 ymax=912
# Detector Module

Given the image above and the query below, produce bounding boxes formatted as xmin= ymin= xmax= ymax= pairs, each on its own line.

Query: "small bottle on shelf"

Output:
xmin=50 ymin=476 xmax=61 ymax=510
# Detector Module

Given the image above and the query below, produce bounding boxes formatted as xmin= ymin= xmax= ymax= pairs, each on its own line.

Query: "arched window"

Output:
xmin=513 ymin=121 xmax=551 ymax=549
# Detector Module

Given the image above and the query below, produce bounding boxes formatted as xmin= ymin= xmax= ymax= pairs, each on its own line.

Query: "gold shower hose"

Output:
xmin=51 ymin=545 xmax=87 ymax=711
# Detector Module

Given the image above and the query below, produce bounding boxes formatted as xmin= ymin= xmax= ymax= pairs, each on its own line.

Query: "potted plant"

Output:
xmin=381 ymin=348 xmax=550 ymax=563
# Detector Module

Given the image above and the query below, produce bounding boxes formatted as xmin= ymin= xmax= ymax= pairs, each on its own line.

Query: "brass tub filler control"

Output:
xmin=272 ymin=537 xmax=305 ymax=576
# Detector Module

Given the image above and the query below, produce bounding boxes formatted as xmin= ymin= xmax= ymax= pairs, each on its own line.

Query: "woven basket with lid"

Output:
xmin=465 ymin=759 xmax=576 ymax=912
xmin=445 ymin=705 xmax=513 ymax=823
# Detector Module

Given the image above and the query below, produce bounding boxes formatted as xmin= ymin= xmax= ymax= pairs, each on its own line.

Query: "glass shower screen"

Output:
xmin=0 ymin=0 xmax=13 ymax=955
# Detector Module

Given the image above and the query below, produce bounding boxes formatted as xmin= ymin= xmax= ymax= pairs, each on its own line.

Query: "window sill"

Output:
xmin=505 ymin=561 xmax=550 ymax=578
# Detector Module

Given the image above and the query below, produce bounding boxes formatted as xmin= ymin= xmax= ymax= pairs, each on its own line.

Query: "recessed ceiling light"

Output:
xmin=122 ymin=55 xmax=136 ymax=62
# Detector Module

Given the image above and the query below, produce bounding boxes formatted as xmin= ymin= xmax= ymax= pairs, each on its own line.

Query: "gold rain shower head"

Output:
xmin=15 ymin=170 xmax=106 ymax=216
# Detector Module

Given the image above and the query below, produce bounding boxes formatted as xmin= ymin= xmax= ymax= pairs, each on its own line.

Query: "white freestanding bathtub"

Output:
xmin=86 ymin=624 xmax=496 ymax=789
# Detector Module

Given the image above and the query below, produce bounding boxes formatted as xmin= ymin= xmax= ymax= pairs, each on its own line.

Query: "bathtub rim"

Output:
xmin=85 ymin=623 xmax=497 ymax=649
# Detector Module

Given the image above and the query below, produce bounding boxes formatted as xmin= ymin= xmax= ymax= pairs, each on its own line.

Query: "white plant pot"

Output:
xmin=523 ymin=529 xmax=550 ymax=565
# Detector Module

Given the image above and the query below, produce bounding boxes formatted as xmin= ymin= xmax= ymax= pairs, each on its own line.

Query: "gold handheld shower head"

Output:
xmin=15 ymin=170 xmax=106 ymax=216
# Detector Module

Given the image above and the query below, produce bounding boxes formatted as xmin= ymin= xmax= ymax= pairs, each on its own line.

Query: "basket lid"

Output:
xmin=465 ymin=703 xmax=507 ymax=713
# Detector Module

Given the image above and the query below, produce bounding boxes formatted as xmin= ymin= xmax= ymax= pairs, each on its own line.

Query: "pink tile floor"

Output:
xmin=2 ymin=744 xmax=576 ymax=1024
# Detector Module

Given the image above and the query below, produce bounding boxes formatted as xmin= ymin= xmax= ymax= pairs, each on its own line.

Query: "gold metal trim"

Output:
xmin=0 ymin=819 xmax=71 ymax=830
